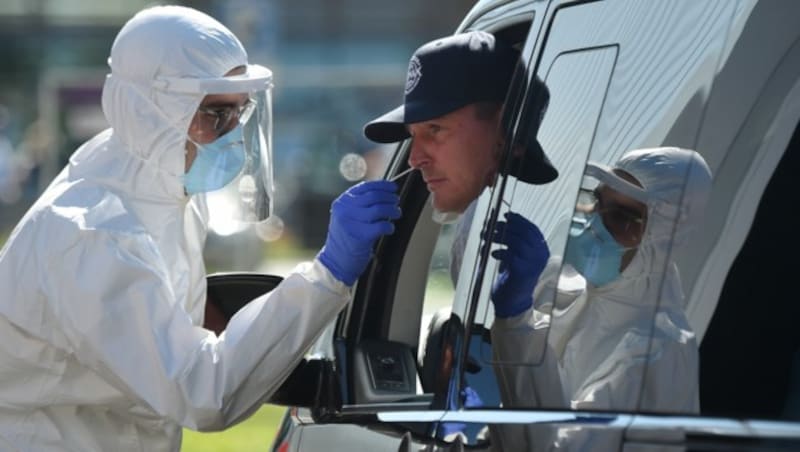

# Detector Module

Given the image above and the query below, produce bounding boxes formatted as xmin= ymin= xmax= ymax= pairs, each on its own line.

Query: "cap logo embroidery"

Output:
xmin=405 ymin=56 xmax=422 ymax=95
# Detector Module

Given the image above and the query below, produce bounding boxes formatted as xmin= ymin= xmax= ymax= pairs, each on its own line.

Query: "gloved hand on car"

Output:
xmin=490 ymin=211 xmax=549 ymax=318
xmin=318 ymin=180 xmax=401 ymax=286
xmin=440 ymin=385 xmax=484 ymax=440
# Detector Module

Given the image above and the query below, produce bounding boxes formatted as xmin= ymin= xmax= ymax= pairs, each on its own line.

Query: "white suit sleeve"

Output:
xmin=47 ymin=229 xmax=349 ymax=431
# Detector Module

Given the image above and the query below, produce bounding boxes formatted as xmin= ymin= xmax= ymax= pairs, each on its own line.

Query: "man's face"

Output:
xmin=407 ymin=104 xmax=503 ymax=213
xmin=185 ymin=66 xmax=248 ymax=173
xmin=593 ymin=169 xmax=648 ymax=249
xmin=593 ymin=169 xmax=648 ymax=271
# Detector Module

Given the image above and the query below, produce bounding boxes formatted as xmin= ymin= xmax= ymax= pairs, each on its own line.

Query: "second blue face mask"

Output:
xmin=563 ymin=212 xmax=626 ymax=287
xmin=184 ymin=124 xmax=246 ymax=195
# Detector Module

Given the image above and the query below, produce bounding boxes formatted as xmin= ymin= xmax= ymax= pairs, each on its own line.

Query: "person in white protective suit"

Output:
xmin=0 ymin=6 xmax=400 ymax=451
xmin=488 ymin=147 xmax=712 ymax=451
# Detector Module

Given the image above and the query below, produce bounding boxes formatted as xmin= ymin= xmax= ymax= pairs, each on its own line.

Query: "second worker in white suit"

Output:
xmin=489 ymin=147 xmax=712 ymax=451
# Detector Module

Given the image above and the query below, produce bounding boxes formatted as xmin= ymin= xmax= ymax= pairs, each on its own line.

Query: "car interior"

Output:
xmin=203 ymin=4 xmax=800 ymax=449
xmin=338 ymin=20 xmax=538 ymax=413
xmin=699 ymin=124 xmax=799 ymax=420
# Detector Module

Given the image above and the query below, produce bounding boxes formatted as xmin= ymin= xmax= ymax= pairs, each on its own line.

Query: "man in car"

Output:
xmin=362 ymin=30 xmax=557 ymax=444
xmin=363 ymin=30 xmax=557 ymax=223
xmin=363 ymin=30 xmax=557 ymax=301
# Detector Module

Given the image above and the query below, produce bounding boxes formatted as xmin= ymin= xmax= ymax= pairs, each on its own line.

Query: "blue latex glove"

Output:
xmin=462 ymin=386 xmax=483 ymax=408
xmin=318 ymin=180 xmax=401 ymax=285
xmin=490 ymin=211 xmax=549 ymax=318
xmin=440 ymin=386 xmax=484 ymax=439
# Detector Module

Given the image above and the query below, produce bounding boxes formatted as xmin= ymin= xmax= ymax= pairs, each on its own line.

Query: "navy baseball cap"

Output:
xmin=364 ymin=30 xmax=557 ymax=185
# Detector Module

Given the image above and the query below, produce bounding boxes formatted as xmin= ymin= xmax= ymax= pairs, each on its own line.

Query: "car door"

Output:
xmin=269 ymin=0 xmax=800 ymax=450
xmin=267 ymin=3 xmax=551 ymax=451
xmin=447 ymin=0 xmax=800 ymax=450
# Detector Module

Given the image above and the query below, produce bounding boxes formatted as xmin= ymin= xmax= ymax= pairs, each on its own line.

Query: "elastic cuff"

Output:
xmin=493 ymin=299 xmax=533 ymax=319
xmin=316 ymin=251 xmax=357 ymax=286
xmin=297 ymin=258 xmax=354 ymax=295
xmin=492 ymin=305 xmax=534 ymax=328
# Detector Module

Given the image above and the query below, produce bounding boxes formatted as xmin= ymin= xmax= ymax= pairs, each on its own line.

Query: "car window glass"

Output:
xmin=468 ymin=0 xmax=733 ymax=425
xmin=479 ymin=46 xmax=618 ymax=364
xmin=416 ymin=221 xmax=457 ymax=393
xmin=471 ymin=41 xmax=630 ymax=418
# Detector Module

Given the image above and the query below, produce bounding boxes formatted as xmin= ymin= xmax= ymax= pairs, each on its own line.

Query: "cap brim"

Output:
xmin=585 ymin=161 xmax=648 ymax=203
xmin=512 ymin=140 xmax=558 ymax=185
xmin=364 ymin=99 xmax=473 ymax=144
xmin=363 ymin=105 xmax=410 ymax=143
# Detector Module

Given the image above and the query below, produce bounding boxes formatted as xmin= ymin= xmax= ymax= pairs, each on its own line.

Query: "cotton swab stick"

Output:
xmin=389 ymin=167 xmax=416 ymax=181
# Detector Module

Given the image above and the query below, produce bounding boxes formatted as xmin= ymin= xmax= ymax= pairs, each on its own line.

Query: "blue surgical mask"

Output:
xmin=563 ymin=212 xmax=626 ymax=287
xmin=184 ymin=124 xmax=246 ymax=195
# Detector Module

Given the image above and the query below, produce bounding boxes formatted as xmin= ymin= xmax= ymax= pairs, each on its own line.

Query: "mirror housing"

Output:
xmin=205 ymin=272 xmax=283 ymax=334
xmin=204 ymin=272 xmax=342 ymax=416
xmin=269 ymin=357 xmax=341 ymax=418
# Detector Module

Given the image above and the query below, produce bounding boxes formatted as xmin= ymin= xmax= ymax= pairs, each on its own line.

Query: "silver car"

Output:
xmin=210 ymin=0 xmax=800 ymax=450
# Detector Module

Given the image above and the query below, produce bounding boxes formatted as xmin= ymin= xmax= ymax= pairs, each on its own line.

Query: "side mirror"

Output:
xmin=269 ymin=357 xmax=341 ymax=418
xmin=205 ymin=272 xmax=283 ymax=334
xmin=204 ymin=272 xmax=341 ymax=415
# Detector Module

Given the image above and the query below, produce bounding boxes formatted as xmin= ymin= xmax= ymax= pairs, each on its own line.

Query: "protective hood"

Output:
xmin=78 ymin=5 xmax=248 ymax=201
xmin=508 ymin=148 xmax=711 ymax=416
xmin=616 ymin=147 xmax=712 ymax=248
xmin=61 ymin=4 xmax=253 ymax=326
xmin=585 ymin=147 xmax=712 ymax=309
xmin=65 ymin=5 xmax=254 ymax=313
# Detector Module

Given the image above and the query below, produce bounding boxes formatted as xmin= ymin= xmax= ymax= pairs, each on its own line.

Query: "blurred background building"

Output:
xmin=0 ymin=0 xmax=473 ymax=271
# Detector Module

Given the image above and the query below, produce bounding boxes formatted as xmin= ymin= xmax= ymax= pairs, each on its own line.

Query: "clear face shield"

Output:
xmin=156 ymin=64 xmax=277 ymax=236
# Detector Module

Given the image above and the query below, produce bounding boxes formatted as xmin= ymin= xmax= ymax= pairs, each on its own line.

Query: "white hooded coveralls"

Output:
xmin=490 ymin=147 xmax=712 ymax=451
xmin=0 ymin=6 xmax=350 ymax=451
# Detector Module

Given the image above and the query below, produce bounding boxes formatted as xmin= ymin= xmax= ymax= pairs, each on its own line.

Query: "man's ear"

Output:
xmin=493 ymin=133 xmax=506 ymax=157
xmin=512 ymin=143 xmax=525 ymax=157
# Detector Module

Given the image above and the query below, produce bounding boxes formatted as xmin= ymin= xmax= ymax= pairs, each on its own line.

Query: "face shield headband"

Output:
xmin=156 ymin=64 xmax=275 ymax=225
xmin=584 ymin=162 xmax=648 ymax=204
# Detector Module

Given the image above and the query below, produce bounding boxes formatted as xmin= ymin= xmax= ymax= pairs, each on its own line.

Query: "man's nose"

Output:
xmin=408 ymin=139 xmax=430 ymax=169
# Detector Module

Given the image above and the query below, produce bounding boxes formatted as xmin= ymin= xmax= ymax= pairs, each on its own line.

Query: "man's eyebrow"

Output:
xmin=425 ymin=121 xmax=446 ymax=132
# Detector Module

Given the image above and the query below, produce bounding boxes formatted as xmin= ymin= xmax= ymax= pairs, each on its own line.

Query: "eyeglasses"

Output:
xmin=196 ymin=98 xmax=255 ymax=136
xmin=577 ymin=188 xmax=646 ymax=243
